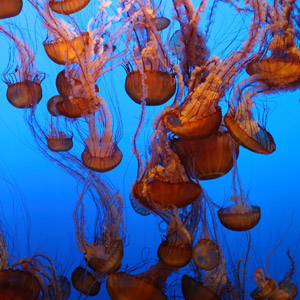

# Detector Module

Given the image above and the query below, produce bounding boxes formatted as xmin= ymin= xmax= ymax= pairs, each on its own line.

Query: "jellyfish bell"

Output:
xmin=47 ymin=131 xmax=73 ymax=152
xmin=163 ymin=104 xmax=222 ymax=140
xmin=49 ymin=0 xmax=90 ymax=15
xmin=0 ymin=269 xmax=41 ymax=300
xmin=106 ymin=262 xmax=173 ymax=300
xmin=48 ymin=275 xmax=71 ymax=300
xmin=269 ymin=282 xmax=298 ymax=300
xmin=43 ymin=32 xmax=89 ymax=65
xmin=125 ymin=69 xmax=176 ymax=106
xmin=71 ymin=266 xmax=100 ymax=296
xmin=132 ymin=174 xmax=202 ymax=211
xmin=171 ymin=128 xmax=239 ymax=180
xmin=55 ymin=96 xmax=100 ymax=119
xmin=4 ymin=78 xmax=43 ymax=109
xmin=250 ymin=269 xmax=276 ymax=300
xmin=85 ymin=239 xmax=124 ymax=274
xmin=81 ymin=139 xmax=123 ymax=173
xmin=152 ymin=17 xmax=170 ymax=31
xmin=47 ymin=95 xmax=63 ymax=116
xmin=181 ymin=275 xmax=221 ymax=300
xmin=0 ymin=0 xmax=23 ymax=19
xmin=224 ymin=111 xmax=276 ymax=155
xmin=157 ymin=219 xmax=192 ymax=269
xmin=192 ymin=239 xmax=220 ymax=271
xmin=217 ymin=201 xmax=261 ymax=231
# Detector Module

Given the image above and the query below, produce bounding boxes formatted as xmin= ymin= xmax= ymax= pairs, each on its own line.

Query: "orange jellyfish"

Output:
xmin=224 ymin=79 xmax=276 ymax=155
xmin=217 ymin=151 xmax=261 ymax=231
xmin=131 ymin=122 xmax=202 ymax=212
xmin=49 ymin=0 xmax=90 ymax=15
xmin=250 ymin=269 xmax=277 ymax=299
xmin=73 ymin=178 xmax=125 ymax=278
xmin=107 ymin=261 xmax=174 ymax=300
xmin=124 ymin=2 xmax=176 ymax=106
xmin=0 ymin=24 xmax=45 ymax=109
xmin=0 ymin=0 xmax=22 ymax=19
xmin=246 ymin=1 xmax=300 ymax=89
xmin=48 ymin=275 xmax=71 ymax=300
xmin=71 ymin=266 xmax=101 ymax=296
xmin=171 ymin=125 xmax=239 ymax=180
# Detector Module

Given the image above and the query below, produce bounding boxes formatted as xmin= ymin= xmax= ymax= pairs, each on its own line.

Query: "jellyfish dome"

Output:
xmin=0 ymin=0 xmax=22 ymax=19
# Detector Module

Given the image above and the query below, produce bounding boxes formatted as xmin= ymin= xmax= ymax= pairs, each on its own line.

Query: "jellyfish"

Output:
xmin=224 ymin=77 xmax=276 ymax=155
xmin=131 ymin=122 xmax=202 ymax=212
xmin=48 ymin=0 xmax=90 ymax=15
xmin=48 ymin=275 xmax=71 ymax=300
xmin=73 ymin=177 xmax=125 ymax=278
xmin=123 ymin=0 xmax=176 ymax=106
xmin=246 ymin=0 xmax=300 ymax=90
xmin=170 ymin=124 xmax=239 ymax=180
xmin=71 ymin=266 xmax=101 ymax=296
xmin=217 ymin=148 xmax=261 ymax=231
xmin=0 ymin=0 xmax=22 ymax=19
xmin=0 ymin=24 xmax=45 ymax=109
xmin=106 ymin=261 xmax=174 ymax=300
xmin=250 ymin=269 xmax=277 ymax=299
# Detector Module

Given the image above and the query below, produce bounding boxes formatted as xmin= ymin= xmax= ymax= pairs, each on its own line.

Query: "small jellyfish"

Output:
xmin=0 ymin=24 xmax=45 ymax=109
xmin=48 ymin=275 xmax=71 ymax=300
xmin=250 ymin=269 xmax=276 ymax=299
xmin=71 ymin=266 xmax=101 ymax=296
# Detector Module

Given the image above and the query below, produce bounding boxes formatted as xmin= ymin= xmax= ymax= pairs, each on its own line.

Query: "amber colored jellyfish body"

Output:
xmin=71 ymin=266 xmax=100 ymax=296
xmin=125 ymin=69 xmax=176 ymax=106
xmin=106 ymin=262 xmax=173 ymax=300
xmin=269 ymin=282 xmax=298 ymax=300
xmin=0 ymin=0 xmax=22 ymax=19
xmin=224 ymin=112 xmax=275 ymax=155
xmin=6 ymin=80 xmax=43 ymax=109
xmin=251 ymin=269 xmax=276 ymax=300
xmin=43 ymin=32 xmax=89 ymax=65
xmin=217 ymin=203 xmax=261 ymax=231
xmin=47 ymin=131 xmax=73 ymax=152
xmin=86 ymin=240 xmax=124 ymax=274
xmin=181 ymin=275 xmax=221 ymax=300
xmin=0 ymin=269 xmax=41 ymax=300
xmin=49 ymin=0 xmax=90 ymax=15
xmin=132 ymin=176 xmax=202 ymax=211
xmin=171 ymin=130 xmax=239 ymax=180
xmin=163 ymin=105 xmax=222 ymax=140
xmin=48 ymin=275 xmax=71 ymax=300
xmin=192 ymin=239 xmax=220 ymax=271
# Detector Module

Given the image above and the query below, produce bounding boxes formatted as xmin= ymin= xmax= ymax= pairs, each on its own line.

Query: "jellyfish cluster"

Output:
xmin=0 ymin=0 xmax=299 ymax=299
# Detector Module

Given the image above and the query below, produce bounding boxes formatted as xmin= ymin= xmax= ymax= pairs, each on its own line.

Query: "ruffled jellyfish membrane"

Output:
xmin=224 ymin=79 xmax=276 ymax=155
xmin=47 ymin=95 xmax=63 ymax=117
xmin=171 ymin=125 xmax=239 ymax=180
xmin=106 ymin=261 xmax=174 ymax=300
xmin=71 ymin=266 xmax=100 ymax=296
xmin=250 ymin=269 xmax=276 ymax=299
xmin=246 ymin=2 xmax=300 ymax=89
xmin=0 ymin=269 xmax=41 ymax=299
xmin=73 ymin=178 xmax=124 ymax=276
xmin=49 ymin=0 xmax=90 ymax=15
xmin=157 ymin=216 xmax=193 ymax=269
xmin=0 ymin=0 xmax=22 ymax=19
xmin=131 ymin=123 xmax=202 ymax=211
xmin=124 ymin=3 xmax=176 ymax=106
xmin=48 ymin=275 xmax=71 ymax=300
xmin=181 ymin=275 xmax=221 ymax=300
xmin=0 ymin=24 xmax=44 ymax=109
